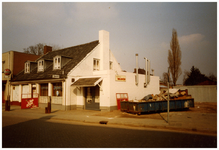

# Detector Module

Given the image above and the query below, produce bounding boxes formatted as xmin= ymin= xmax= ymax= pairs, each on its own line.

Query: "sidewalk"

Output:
xmin=2 ymin=104 xmax=217 ymax=136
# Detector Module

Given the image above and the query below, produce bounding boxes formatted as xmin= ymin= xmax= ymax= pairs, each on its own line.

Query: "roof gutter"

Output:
xmin=10 ymin=78 xmax=65 ymax=85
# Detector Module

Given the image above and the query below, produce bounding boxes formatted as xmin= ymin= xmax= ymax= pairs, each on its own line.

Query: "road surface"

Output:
xmin=2 ymin=115 xmax=217 ymax=148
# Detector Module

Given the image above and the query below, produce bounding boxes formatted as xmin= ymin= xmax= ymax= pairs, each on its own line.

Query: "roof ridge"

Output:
xmin=54 ymin=40 xmax=99 ymax=52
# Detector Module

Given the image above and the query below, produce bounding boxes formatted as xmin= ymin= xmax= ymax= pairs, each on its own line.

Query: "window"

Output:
xmin=40 ymin=84 xmax=48 ymax=96
xmin=2 ymin=61 xmax=5 ymax=73
xmin=93 ymin=59 xmax=100 ymax=71
xmin=53 ymin=83 xmax=62 ymax=96
xmin=25 ymin=62 xmax=30 ymax=73
xmin=38 ymin=60 xmax=44 ymax=72
xmin=110 ymin=61 xmax=113 ymax=70
xmin=54 ymin=56 xmax=61 ymax=70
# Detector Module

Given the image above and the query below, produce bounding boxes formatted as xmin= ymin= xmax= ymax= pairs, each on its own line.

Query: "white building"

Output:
xmin=11 ymin=30 xmax=160 ymax=111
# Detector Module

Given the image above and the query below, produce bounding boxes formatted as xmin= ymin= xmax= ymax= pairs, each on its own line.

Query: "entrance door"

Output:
xmin=85 ymin=86 xmax=100 ymax=110
xmin=12 ymin=86 xmax=19 ymax=102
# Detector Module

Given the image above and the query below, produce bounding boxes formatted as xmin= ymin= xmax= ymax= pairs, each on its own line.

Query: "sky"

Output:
xmin=2 ymin=2 xmax=217 ymax=84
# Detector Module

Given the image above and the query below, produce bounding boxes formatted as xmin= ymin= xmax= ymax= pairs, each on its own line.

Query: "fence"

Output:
xmin=173 ymin=85 xmax=217 ymax=102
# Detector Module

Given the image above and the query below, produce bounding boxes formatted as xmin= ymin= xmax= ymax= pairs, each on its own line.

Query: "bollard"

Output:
xmin=5 ymin=100 xmax=10 ymax=111
xmin=45 ymin=107 xmax=48 ymax=113
xmin=5 ymin=101 xmax=8 ymax=111
xmin=48 ymin=96 xmax=51 ymax=113
xmin=48 ymin=102 xmax=51 ymax=113
xmin=45 ymin=96 xmax=51 ymax=114
xmin=5 ymin=95 xmax=11 ymax=111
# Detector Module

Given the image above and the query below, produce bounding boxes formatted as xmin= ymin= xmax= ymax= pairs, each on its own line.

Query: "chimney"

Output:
xmin=99 ymin=30 xmax=109 ymax=70
xmin=44 ymin=45 xmax=52 ymax=54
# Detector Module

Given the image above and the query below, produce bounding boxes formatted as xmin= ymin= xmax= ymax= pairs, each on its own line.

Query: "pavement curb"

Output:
xmin=48 ymin=116 xmax=217 ymax=136
xmin=2 ymin=105 xmax=217 ymax=136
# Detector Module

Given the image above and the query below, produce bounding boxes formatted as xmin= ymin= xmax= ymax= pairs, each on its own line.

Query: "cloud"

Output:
xmin=161 ymin=33 xmax=209 ymax=51
xmin=178 ymin=33 xmax=208 ymax=46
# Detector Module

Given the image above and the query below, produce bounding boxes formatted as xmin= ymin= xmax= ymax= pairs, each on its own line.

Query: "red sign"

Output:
xmin=4 ymin=69 xmax=11 ymax=75
xmin=115 ymin=75 xmax=126 ymax=82
xmin=21 ymin=98 xmax=38 ymax=109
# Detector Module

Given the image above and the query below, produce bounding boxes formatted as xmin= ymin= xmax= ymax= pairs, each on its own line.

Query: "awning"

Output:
xmin=71 ymin=77 xmax=102 ymax=87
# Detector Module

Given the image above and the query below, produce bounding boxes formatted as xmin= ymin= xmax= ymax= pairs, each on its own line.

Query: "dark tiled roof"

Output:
xmin=12 ymin=40 xmax=99 ymax=82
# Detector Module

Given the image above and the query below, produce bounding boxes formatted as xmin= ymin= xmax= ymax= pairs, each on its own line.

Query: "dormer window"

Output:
xmin=38 ymin=60 xmax=44 ymax=72
xmin=54 ymin=56 xmax=61 ymax=70
xmin=25 ymin=62 xmax=30 ymax=73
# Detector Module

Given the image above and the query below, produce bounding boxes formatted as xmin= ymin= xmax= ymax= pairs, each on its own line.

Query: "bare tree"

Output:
xmin=208 ymin=73 xmax=217 ymax=82
xmin=23 ymin=43 xmax=61 ymax=55
xmin=161 ymin=72 xmax=168 ymax=85
xmin=183 ymin=70 xmax=190 ymax=85
xmin=23 ymin=43 xmax=44 ymax=55
xmin=168 ymin=28 xmax=182 ymax=86
xmin=161 ymin=72 xmax=173 ymax=86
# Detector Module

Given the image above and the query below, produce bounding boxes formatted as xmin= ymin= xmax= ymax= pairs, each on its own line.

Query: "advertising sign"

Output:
xmin=115 ymin=75 xmax=126 ymax=82
xmin=4 ymin=69 xmax=11 ymax=75
xmin=21 ymin=98 xmax=38 ymax=109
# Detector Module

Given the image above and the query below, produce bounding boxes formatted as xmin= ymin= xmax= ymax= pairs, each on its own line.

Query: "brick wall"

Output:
xmin=13 ymin=52 xmax=40 ymax=75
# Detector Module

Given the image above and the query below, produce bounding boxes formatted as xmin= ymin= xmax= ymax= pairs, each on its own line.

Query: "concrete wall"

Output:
xmin=174 ymin=85 xmax=217 ymax=102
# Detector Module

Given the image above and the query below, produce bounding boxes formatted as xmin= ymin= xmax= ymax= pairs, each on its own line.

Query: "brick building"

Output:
xmin=2 ymin=51 xmax=40 ymax=104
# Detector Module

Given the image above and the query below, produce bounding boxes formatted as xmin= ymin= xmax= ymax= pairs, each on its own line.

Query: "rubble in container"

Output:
xmin=129 ymin=89 xmax=192 ymax=102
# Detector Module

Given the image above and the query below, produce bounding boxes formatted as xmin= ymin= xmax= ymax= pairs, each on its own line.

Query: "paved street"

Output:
xmin=2 ymin=115 xmax=217 ymax=148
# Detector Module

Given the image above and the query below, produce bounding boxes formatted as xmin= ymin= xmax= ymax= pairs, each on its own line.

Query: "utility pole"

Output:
xmin=167 ymin=67 xmax=170 ymax=123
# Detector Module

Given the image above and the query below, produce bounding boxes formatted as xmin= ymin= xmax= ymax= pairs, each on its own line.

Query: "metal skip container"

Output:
xmin=120 ymin=98 xmax=194 ymax=115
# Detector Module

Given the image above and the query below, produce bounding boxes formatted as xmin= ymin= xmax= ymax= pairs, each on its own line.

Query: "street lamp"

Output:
xmin=4 ymin=69 xmax=11 ymax=111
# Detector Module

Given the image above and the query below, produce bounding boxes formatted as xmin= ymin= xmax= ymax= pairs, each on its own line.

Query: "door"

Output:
xmin=12 ymin=86 xmax=19 ymax=102
xmin=116 ymin=93 xmax=128 ymax=110
xmin=85 ymin=86 xmax=100 ymax=110
xmin=32 ymin=86 xmax=37 ymax=98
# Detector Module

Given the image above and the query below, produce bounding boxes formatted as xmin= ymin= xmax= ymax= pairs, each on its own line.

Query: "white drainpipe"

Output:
xmin=135 ymin=54 xmax=139 ymax=86
xmin=144 ymin=57 xmax=147 ymax=87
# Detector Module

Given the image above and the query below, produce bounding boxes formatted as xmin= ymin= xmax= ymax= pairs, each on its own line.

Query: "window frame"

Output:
xmin=93 ymin=58 xmax=100 ymax=71
xmin=53 ymin=56 xmax=61 ymax=70
xmin=25 ymin=62 xmax=30 ymax=73
xmin=2 ymin=61 xmax=5 ymax=73
xmin=52 ymin=82 xmax=62 ymax=96
xmin=110 ymin=61 xmax=113 ymax=70
xmin=38 ymin=60 xmax=44 ymax=72
xmin=40 ymin=83 xmax=48 ymax=96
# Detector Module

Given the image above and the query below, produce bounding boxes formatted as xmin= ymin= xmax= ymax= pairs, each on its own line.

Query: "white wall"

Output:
xmin=66 ymin=30 xmax=160 ymax=110
xmin=67 ymin=31 xmax=123 ymax=108
xmin=109 ymin=71 xmax=160 ymax=107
